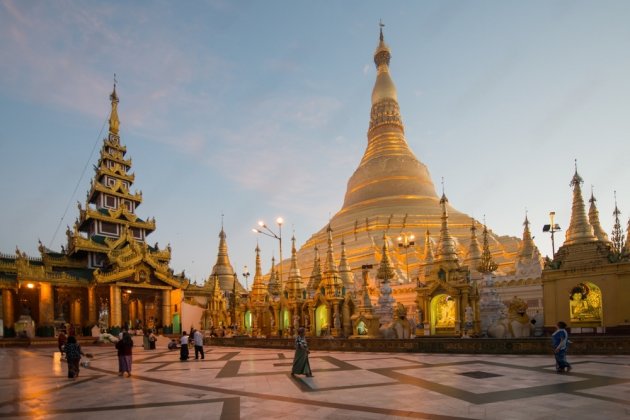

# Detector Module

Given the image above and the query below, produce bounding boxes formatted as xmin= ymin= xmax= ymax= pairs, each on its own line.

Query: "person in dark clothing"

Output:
xmin=115 ymin=332 xmax=134 ymax=377
xmin=64 ymin=335 xmax=84 ymax=379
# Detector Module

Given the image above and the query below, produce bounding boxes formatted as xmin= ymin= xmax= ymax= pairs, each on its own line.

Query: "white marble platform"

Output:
xmin=1 ymin=344 xmax=629 ymax=419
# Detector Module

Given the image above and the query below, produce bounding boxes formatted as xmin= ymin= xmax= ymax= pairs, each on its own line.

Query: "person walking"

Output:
xmin=115 ymin=331 xmax=134 ymax=377
xmin=291 ymin=327 xmax=313 ymax=377
xmin=193 ymin=329 xmax=205 ymax=360
xmin=552 ymin=321 xmax=572 ymax=373
xmin=180 ymin=331 xmax=189 ymax=361
xmin=64 ymin=335 xmax=85 ymax=379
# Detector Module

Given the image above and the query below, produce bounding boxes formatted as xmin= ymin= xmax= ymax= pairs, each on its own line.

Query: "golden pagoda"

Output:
xmin=293 ymin=27 xmax=521 ymax=321
xmin=0 ymin=84 xmax=190 ymax=337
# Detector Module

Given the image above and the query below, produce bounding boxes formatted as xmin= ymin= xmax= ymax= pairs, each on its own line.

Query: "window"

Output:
xmin=104 ymin=195 xmax=116 ymax=208
xmin=100 ymin=222 xmax=118 ymax=236
xmin=131 ymin=227 xmax=143 ymax=240
xmin=106 ymin=177 xmax=115 ymax=187
xmin=91 ymin=253 xmax=106 ymax=268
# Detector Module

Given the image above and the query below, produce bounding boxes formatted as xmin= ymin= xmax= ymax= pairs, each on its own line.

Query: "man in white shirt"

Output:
xmin=193 ymin=329 xmax=205 ymax=360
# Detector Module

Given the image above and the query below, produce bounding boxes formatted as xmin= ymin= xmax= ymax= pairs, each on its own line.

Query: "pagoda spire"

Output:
xmin=477 ymin=220 xmax=498 ymax=274
xmin=338 ymin=236 xmax=355 ymax=292
xmin=376 ymin=234 xmax=396 ymax=282
xmin=435 ymin=191 xmax=459 ymax=264
xmin=250 ymin=244 xmax=268 ymax=302
xmin=267 ymin=256 xmax=281 ymax=297
xmin=307 ymin=245 xmax=322 ymax=293
xmin=588 ymin=189 xmax=610 ymax=242
xmin=339 ymin=25 xmax=438 ymax=212
xmin=611 ymin=192 xmax=626 ymax=256
xmin=321 ymin=225 xmax=344 ymax=297
xmin=209 ymin=227 xmax=238 ymax=291
xmin=519 ymin=214 xmax=535 ymax=260
xmin=423 ymin=228 xmax=435 ymax=263
xmin=108 ymin=77 xmax=120 ymax=136
xmin=564 ymin=162 xmax=596 ymax=245
xmin=464 ymin=218 xmax=482 ymax=269
xmin=286 ymin=235 xmax=304 ymax=300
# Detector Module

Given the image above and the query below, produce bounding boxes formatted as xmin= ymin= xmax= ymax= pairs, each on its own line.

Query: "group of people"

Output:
xmin=178 ymin=329 xmax=205 ymax=361
xmin=58 ymin=321 xmax=573 ymax=382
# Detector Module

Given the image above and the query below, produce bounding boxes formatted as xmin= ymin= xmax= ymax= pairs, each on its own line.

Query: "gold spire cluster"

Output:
xmin=477 ymin=222 xmax=498 ymax=274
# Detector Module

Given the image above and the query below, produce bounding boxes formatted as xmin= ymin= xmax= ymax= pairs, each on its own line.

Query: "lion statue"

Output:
xmin=379 ymin=303 xmax=414 ymax=339
xmin=487 ymin=296 xmax=532 ymax=338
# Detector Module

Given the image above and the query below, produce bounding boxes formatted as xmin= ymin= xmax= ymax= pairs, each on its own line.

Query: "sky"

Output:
xmin=1 ymin=1 xmax=630 ymax=284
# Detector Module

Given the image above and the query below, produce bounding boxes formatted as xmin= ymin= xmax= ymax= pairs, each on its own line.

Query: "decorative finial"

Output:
xmin=114 ymin=73 xmax=117 ymax=88
xmin=221 ymin=212 xmax=224 ymax=230
xmin=379 ymin=19 xmax=385 ymax=41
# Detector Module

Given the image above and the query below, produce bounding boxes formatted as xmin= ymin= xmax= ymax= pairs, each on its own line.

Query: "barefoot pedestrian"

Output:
xmin=291 ymin=327 xmax=313 ymax=377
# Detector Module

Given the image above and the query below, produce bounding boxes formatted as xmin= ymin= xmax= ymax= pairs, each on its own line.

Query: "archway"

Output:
xmin=282 ymin=308 xmax=290 ymax=332
xmin=244 ymin=310 xmax=252 ymax=333
xmin=430 ymin=294 xmax=455 ymax=335
xmin=315 ymin=304 xmax=328 ymax=336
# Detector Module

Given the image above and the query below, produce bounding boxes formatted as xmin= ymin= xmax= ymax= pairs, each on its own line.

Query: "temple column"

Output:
xmin=87 ymin=287 xmax=97 ymax=326
xmin=110 ymin=285 xmax=122 ymax=327
xmin=38 ymin=283 xmax=54 ymax=325
xmin=2 ymin=289 xmax=15 ymax=328
xmin=129 ymin=300 xmax=137 ymax=326
xmin=137 ymin=300 xmax=144 ymax=326
xmin=70 ymin=298 xmax=82 ymax=326
xmin=162 ymin=289 xmax=171 ymax=328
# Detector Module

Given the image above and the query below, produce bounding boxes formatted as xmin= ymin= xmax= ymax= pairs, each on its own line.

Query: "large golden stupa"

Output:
xmin=293 ymin=28 xmax=520 ymax=284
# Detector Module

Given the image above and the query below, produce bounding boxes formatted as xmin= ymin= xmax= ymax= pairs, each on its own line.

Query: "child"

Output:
xmin=64 ymin=336 xmax=85 ymax=379
xmin=552 ymin=321 xmax=572 ymax=373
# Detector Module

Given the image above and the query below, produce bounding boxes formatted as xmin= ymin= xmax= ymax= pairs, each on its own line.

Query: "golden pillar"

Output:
xmin=70 ymin=299 xmax=82 ymax=326
xmin=162 ymin=289 xmax=171 ymax=327
xmin=87 ymin=287 xmax=97 ymax=325
xmin=2 ymin=289 xmax=15 ymax=328
xmin=38 ymin=283 xmax=55 ymax=325
xmin=129 ymin=300 xmax=137 ymax=325
xmin=110 ymin=285 xmax=122 ymax=327
xmin=137 ymin=300 xmax=144 ymax=325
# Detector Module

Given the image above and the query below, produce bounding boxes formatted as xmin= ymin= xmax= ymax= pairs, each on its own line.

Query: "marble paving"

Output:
xmin=1 ymin=343 xmax=630 ymax=419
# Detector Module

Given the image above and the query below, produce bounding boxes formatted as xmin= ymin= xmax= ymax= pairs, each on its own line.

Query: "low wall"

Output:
xmin=208 ymin=335 xmax=630 ymax=355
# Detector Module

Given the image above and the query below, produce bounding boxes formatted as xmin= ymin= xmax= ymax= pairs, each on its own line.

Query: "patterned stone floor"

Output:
xmin=1 ymin=341 xmax=630 ymax=419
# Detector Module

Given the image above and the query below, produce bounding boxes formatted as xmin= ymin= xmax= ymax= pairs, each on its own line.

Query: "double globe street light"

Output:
xmin=252 ymin=217 xmax=284 ymax=284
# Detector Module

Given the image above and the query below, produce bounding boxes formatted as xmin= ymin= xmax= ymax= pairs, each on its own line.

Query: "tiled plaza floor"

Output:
xmin=1 ymin=341 xmax=630 ymax=419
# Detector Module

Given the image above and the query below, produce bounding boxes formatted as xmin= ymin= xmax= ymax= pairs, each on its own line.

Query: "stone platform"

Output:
xmin=1 ymin=344 xmax=630 ymax=419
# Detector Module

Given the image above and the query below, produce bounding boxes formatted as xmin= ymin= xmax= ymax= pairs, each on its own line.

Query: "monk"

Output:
xmin=291 ymin=327 xmax=313 ymax=377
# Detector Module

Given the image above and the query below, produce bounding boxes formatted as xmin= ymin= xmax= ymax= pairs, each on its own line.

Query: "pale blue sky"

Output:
xmin=1 ymin=1 xmax=629 ymax=283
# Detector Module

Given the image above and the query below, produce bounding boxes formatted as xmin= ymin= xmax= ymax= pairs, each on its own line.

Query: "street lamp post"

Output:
xmin=397 ymin=233 xmax=415 ymax=282
xmin=242 ymin=266 xmax=250 ymax=291
xmin=252 ymin=217 xmax=284 ymax=285
xmin=542 ymin=211 xmax=562 ymax=256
